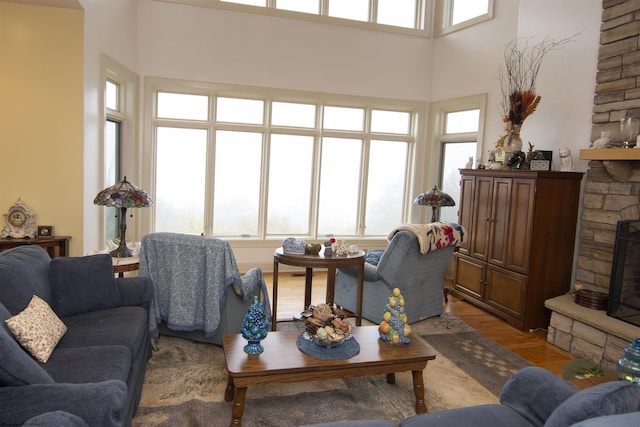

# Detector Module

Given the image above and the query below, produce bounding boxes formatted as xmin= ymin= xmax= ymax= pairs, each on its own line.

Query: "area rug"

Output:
xmin=419 ymin=330 xmax=532 ymax=397
xmin=132 ymin=313 xmax=528 ymax=427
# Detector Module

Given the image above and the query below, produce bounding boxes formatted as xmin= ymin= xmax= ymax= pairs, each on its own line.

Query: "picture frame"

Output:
xmin=37 ymin=226 xmax=53 ymax=237
xmin=530 ymin=159 xmax=551 ymax=170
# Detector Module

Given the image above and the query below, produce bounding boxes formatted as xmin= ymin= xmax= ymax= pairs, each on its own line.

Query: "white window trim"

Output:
xmin=154 ymin=0 xmax=434 ymax=38
xmin=424 ymin=93 xmax=487 ymax=202
xmin=99 ymin=55 xmax=140 ymax=248
xmin=433 ymin=0 xmax=494 ymax=37
xmin=141 ymin=76 xmax=428 ymax=241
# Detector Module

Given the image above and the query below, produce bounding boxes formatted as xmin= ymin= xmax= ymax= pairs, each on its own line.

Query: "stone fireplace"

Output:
xmin=544 ymin=0 xmax=640 ymax=373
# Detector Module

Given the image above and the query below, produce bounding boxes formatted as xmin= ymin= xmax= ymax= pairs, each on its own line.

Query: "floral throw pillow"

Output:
xmin=5 ymin=295 xmax=67 ymax=363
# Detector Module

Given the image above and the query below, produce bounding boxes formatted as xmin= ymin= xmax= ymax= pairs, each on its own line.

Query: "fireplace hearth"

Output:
xmin=608 ymin=220 xmax=640 ymax=328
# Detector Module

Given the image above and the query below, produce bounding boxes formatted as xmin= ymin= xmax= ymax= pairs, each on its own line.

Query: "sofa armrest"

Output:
xmin=0 ymin=380 xmax=127 ymax=427
xmin=116 ymin=276 xmax=154 ymax=309
xmin=500 ymin=367 xmax=578 ymax=426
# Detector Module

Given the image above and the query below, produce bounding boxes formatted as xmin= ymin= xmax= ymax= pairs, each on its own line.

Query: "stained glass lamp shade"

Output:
xmin=414 ymin=185 xmax=455 ymax=223
xmin=93 ymin=176 xmax=153 ymax=258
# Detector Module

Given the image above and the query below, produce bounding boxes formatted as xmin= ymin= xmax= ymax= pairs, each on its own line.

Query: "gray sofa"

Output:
xmin=302 ymin=367 xmax=640 ymax=427
xmin=0 ymin=245 xmax=153 ymax=427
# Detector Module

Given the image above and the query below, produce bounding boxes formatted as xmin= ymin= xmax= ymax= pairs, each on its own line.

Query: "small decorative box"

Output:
xmin=283 ymin=237 xmax=306 ymax=254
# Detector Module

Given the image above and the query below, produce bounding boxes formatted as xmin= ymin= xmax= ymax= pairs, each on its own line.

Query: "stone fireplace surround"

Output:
xmin=544 ymin=0 xmax=640 ymax=373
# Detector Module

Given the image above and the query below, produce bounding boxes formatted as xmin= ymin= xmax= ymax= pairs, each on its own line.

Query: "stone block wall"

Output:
xmin=576 ymin=0 xmax=640 ymax=295
xmin=546 ymin=1 xmax=640 ymax=368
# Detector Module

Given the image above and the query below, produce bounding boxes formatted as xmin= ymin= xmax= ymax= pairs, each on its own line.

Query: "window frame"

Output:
xmin=424 ymin=93 xmax=487 ymax=222
xmin=434 ymin=0 xmax=494 ymax=37
xmin=154 ymin=0 xmax=433 ymax=37
xmin=142 ymin=77 xmax=426 ymax=242
xmin=100 ymin=55 xmax=139 ymax=248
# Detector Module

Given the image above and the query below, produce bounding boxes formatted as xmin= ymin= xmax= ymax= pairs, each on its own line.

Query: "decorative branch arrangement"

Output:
xmin=498 ymin=35 xmax=574 ymax=129
xmin=489 ymin=33 xmax=579 ymax=170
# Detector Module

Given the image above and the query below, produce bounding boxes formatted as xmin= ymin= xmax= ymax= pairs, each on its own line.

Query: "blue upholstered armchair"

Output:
xmin=334 ymin=223 xmax=465 ymax=324
xmin=139 ymin=232 xmax=270 ymax=346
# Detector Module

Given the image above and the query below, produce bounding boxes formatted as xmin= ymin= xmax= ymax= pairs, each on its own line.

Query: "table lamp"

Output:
xmin=93 ymin=176 xmax=153 ymax=257
xmin=414 ymin=185 xmax=455 ymax=223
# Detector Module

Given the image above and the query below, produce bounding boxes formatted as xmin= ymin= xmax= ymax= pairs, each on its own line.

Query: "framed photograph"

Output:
xmin=37 ymin=226 xmax=53 ymax=237
xmin=530 ymin=159 xmax=551 ymax=170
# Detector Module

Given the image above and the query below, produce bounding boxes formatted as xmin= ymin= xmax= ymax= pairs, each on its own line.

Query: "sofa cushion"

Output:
xmin=500 ymin=366 xmax=578 ymax=426
xmin=568 ymin=412 xmax=640 ymax=427
xmin=400 ymin=404 xmax=534 ymax=427
xmin=42 ymin=345 xmax=131 ymax=384
xmin=544 ymin=380 xmax=640 ymax=427
xmin=0 ymin=302 xmax=54 ymax=386
xmin=57 ymin=306 xmax=148 ymax=356
xmin=5 ymin=295 xmax=67 ymax=363
xmin=23 ymin=410 xmax=89 ymax=427
xmin=49 ymin=254 xmax=121 ymax=317
xmin=0 ymin=246 xmax=53 ymax=314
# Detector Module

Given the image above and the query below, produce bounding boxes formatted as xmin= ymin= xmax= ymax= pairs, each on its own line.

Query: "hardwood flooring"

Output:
xmin=265 ymin=271 xmax=575 ymax=376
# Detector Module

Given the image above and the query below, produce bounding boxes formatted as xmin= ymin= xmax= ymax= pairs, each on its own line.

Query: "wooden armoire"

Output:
xmin=453 ymin=169 xmax=584 ymax=331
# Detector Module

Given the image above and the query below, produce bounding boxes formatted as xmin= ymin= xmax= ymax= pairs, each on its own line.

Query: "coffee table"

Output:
xmin=222 ymin=326 xmax=436 ymax=426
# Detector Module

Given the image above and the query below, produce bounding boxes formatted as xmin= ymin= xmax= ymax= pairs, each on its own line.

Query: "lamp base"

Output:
xmin=109 ymin=243 xmax=132 ymax=258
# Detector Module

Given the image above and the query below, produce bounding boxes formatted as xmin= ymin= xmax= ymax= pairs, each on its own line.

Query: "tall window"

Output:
xmin=428 ymin=95 xmax=486 ymax=223
xmin=102 ymin=57 xmax=137 ymax=246
xmin=150 ymin=81 xmax=420 ymax=239
xmin=104 ymin=80 xmax=122 ymax=242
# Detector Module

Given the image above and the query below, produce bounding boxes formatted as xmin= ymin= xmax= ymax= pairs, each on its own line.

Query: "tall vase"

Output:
xmin=241 ymin=296 xmax=270 ymax=354
xmin=504 ymin=123 xmax=523 ymax=152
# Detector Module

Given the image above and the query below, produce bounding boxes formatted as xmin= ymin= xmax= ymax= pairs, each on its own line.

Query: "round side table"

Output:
xmin=271 ymin=246 xmax=365 ymax=331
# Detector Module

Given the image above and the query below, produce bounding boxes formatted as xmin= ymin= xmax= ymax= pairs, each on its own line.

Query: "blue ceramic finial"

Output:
xmin=241 ymin=296 xmax=270 ymax=354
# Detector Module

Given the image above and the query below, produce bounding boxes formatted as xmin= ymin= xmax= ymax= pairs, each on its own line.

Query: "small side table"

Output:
xmin=112 ymin=256 xmax=140 ymax=278
xmin=88 ymin=251 xmax=140 ymax=277
xmin=271 ymin=247 xmax=365 ymax=330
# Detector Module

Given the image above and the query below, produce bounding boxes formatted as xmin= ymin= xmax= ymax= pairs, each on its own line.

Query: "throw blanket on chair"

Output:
xmin=139 ymin=232 xmax=269 ymax=340
xmin=387 ymin=222 xmax=466 ymax=254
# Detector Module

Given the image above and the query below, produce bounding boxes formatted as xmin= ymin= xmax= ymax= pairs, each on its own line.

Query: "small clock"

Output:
xmin=1 ymin=199 xmax=37 ymax=239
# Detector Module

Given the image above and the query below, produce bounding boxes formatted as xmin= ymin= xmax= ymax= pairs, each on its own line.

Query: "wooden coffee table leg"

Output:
xmin=230 ymin=386 xmax=247 ymax=426
xmin=224 ymin=375 xmax=235 ymax=402
xmin=412 ymin=370 xmax=427 ymax=414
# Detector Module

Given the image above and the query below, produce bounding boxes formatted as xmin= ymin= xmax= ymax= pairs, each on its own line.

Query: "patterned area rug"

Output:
xmin=419 ymin=330 xmax=532 ymax=396
xmin=132 ymin=313 xmax=528 ymax=427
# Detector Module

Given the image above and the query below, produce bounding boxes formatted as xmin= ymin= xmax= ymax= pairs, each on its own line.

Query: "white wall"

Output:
xmin=80 ymin=0 xmax=138 ymax=253
xmin=136 ymin=0 xmax=434 ymax=100
xmin=77 ymin=0 xmax=602 ymax=269
xmin=431 ymin=0 xmax=600 ymax=170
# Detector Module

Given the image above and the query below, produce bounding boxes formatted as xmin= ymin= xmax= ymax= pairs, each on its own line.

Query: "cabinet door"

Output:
xmin=469 ymin=176 xmax=493 ymax=260
xmin=457 ymin=174 xmax=475 ymax=255
xmin=454 ymin=254 xmax=486 ymax=300
xmin=487 ymin=178 xmax=512 ymax=267
xmin=485 ymin=265 xmax=527 ymax=320
xmin=506 ymin=178 xmax=535 ymax=273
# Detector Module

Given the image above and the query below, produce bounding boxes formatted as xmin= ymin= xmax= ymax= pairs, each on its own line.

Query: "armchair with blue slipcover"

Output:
xmin=139 ymin=232 xmax=270 ymax=346
xmin=334 ymin=223 xmax=465 ymax=324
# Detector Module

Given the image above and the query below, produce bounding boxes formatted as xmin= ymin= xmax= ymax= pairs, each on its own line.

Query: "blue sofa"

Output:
xmin=0 ymin=245 xmax=154 ymax=427
xmin=302 ymin=367 xmax=640 ymax=427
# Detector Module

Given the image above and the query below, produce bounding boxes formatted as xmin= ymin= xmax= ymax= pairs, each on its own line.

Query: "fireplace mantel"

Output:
xmin=579 ymin=148 xmax=640 ymax=161
xmin=579 ymin=149 xmax=640 ymax=182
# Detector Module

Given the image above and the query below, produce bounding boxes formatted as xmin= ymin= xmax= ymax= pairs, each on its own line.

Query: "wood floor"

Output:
xmin=265 ymin=271 xmax=575 ymax=377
